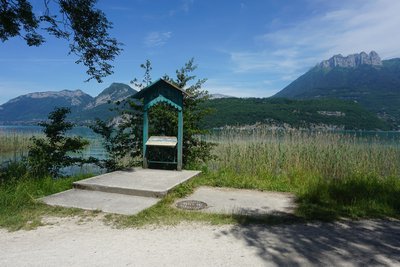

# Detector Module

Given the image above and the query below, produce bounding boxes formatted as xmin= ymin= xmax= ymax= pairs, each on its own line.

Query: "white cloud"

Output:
xmin=261 ymin=0 xmax=400 ymax=59
xmin=229 ymin=49 xmax=318 ymax=82
xmin=204 ymin=79 xmax=278 ymax=98
xmin=167 ymin=0 xmax=194 ymax=17
xmin=229 ymin=0 xmax=400 ymax=82
xmin=181 ymin=0 xmax=194 ymax=13
xmin=143 ymin=31 xmax=172 ymax=47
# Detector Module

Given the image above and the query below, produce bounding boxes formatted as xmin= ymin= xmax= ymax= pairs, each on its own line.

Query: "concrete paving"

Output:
xmin=175 ymin=186 xmax=296 ymax=216
xmin=74 ymin=168 xmax=201 ymax=198
xmin=42 ymin=168 xmax=200 ymax=215
xmin=41 ymin=189 xmax=160 ymax=215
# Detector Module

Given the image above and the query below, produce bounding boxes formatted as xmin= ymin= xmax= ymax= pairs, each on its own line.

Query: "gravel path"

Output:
xmin=0 ymin=217 xmax=399 ymax=266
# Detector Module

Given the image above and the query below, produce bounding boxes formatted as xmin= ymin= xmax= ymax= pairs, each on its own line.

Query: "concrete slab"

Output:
xmin=41 ymin=189 xmax=160 ymax=215
xmin=175 ymin=186 xmax=296 ymax=216
xmin=73 ymin=168 xmax=201 ymax=198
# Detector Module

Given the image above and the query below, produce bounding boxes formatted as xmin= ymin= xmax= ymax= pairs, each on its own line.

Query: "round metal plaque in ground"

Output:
xmin=176 ymin=200 xmax=208 ymax=210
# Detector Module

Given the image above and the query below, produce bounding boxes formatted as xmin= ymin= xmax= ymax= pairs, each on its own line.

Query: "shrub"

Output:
xmin=27 ymin=107 xmax=92 ymax=177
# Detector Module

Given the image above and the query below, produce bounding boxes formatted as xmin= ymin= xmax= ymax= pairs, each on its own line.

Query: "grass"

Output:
xmin=0 ymin=168 xmax=95 ymax=231
xmin=0 ymin=132 xmax=36 ymax=162
xmin=0 ymin=128 xmax=399 ymax=230
xmin=200 ymin=129 xmax=400 ymax=220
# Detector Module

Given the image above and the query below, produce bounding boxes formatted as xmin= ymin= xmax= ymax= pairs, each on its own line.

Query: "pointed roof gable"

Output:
xmin=132 ymin=78 xmax=189 ymax=111
xmin=133 ymin=78 xmax=188 ymax=100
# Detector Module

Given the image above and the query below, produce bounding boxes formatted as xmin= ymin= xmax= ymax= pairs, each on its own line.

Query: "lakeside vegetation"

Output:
xmin=0 ymin=132 xmax=35 ymax=155
xmin=108 ymin=128 xmax=400 ymax=227
xmin=0 ymin=166 xmax=93 ymax=231
xmin=1 ymin=127 xmax=400 ymax=229
xmin=202 ymin=129 xmax=400 ymax=219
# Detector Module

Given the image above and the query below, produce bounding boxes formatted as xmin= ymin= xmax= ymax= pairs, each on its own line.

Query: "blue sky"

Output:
xmin=1 ymin=0 xmax=400 ymax=104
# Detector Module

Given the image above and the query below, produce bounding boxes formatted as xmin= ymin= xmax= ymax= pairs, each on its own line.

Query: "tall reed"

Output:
xmin=203 ymin=128 xmax=400 ymax=190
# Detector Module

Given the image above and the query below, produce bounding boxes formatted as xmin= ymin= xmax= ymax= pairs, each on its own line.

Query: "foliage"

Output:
xmin=90 ymin=71 xmax=145 ymax=171
xmin=297 ymin=175 xmax=400 ymax=220
xmin=200 ymin=97 xmax=390 ymax=130
xmin=91 ymin=112 xmax=142 ymax=171
xmin=0 ymin=160 xmax=29 ymax=184
xmin=0 ymin=132 xmax=35 ymax=155
xmin=200 ymin=128 xmax=400 ymax=219
xmin=0 ymin=167 xmax=92 ymax=231
xmin=27 ymin=107 xmax=91 ymax=177
xmin=1 ymin=129 xmax=399 ymax=230
xmin=93 ymin=58 xmax=215 ymax=170
xmin=107 ymin=128 xmax=400 ymax=227
xmin=148 ymin=58 xmax=215 ymax=166
xmin=0 ymin=0 xmax=122 ymax=82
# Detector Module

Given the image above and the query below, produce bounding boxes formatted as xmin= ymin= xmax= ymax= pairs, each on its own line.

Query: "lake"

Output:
xmin=0 ymin=125 xmax=107 ymax=175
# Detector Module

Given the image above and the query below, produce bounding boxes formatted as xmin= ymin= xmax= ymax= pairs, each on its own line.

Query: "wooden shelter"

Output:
xmin=133 ymin=78 xmax=187 ymax=171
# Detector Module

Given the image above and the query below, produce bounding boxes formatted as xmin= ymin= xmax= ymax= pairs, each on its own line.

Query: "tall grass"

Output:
xmin=0 ymin=160 xmax=92 ymax=230
xmin=0 ymin=132 xmax=36 ymax=157
xmin=200 ymin=128 xmax=400 ymax=219
xmin=206 ymin=129 xmax=399 ymax=180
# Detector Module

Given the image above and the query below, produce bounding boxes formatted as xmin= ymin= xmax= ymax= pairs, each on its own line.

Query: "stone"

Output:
xmin=318 ymin=51 xmax=382 ymax=69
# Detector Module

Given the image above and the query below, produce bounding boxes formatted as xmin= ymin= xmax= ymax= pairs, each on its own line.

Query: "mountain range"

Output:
xmin=0 ymin=51 xmax=399 ymax=130
xmin=274 ymin=51 xmax=400 ymax=128
xmin=0 ymin=83 xmax=137 ymax=124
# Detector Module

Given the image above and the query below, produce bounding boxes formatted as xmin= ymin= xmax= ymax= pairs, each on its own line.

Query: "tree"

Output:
xmin=28 ymin=107 xmax=92 ymax=177
xmin=91 ymin=111 xmax=142 ymax=171
xmin=136 ymin=58 xmax=214 ymax=167
xmin=0 ymin=0 xmax=122 ymax=82
xmin=165 ymin=59 xmax=215 ymax=166
xmin=92 ymin=58 xmax=214 ymax=171
xmin=90 ymin=63 xmax=148 ymax=171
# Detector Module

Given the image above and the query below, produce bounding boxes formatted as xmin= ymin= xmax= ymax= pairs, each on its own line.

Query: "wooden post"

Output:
xmin=177 ymin=109 xmax=183 ymax=171
xmin=143 ymin=109 xmax=149 ymax=168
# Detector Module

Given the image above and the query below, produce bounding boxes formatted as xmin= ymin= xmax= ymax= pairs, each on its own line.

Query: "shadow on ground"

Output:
xmin=216 ymin=219 xmax=400 ymax=266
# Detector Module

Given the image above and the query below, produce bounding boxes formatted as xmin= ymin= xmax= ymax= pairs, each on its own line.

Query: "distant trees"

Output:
xmin=0 ymin=0 xmax=122 ymax=82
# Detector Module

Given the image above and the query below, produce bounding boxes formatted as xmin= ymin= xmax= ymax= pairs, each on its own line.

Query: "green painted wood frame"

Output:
xmin=133 ymin=78 xmax=187 ymax=171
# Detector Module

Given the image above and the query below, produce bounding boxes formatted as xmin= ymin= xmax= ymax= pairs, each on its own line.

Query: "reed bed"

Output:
xmin=0 ymin=133 xmax=34 ymax=154
xmin=205 ymin=129 xmax=400 ymax=181
xmin=200 ymin=128 xmax=400 ymax=219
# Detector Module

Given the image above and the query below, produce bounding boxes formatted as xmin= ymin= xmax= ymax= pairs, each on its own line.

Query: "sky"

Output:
xmin=1 ymin=0 xmax=400 ymax=104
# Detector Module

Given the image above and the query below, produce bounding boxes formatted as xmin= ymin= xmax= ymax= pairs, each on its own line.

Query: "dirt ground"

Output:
xmin=0 ymin=216 xmax=399 ymax=266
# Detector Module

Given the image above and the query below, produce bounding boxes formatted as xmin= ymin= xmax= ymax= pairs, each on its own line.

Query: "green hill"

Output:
xmin=201 ymin=98 xmax=389 ymax=130
xmin=274 ymin=52 xmax=400 ymax=128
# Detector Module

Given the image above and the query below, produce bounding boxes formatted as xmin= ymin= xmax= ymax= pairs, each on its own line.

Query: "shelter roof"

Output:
xmin=133 ymin=78 xmax=188 ymax=99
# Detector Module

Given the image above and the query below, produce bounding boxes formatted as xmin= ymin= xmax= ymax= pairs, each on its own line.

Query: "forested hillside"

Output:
xmin=201 ymin=98 xmax=389 ymax=130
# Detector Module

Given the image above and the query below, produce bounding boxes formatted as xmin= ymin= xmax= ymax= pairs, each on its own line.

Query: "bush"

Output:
xmin=27 ymin=107 xmax=93 ymax=177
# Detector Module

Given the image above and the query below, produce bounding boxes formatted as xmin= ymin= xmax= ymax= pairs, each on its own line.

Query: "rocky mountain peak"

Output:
xmin=317 ymin=51 xmax=382 ymax=69
xmin=6 ymin=89 xmax=92 ymax=106
xmin=85 ymin=83 xmax=137 ymax=109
